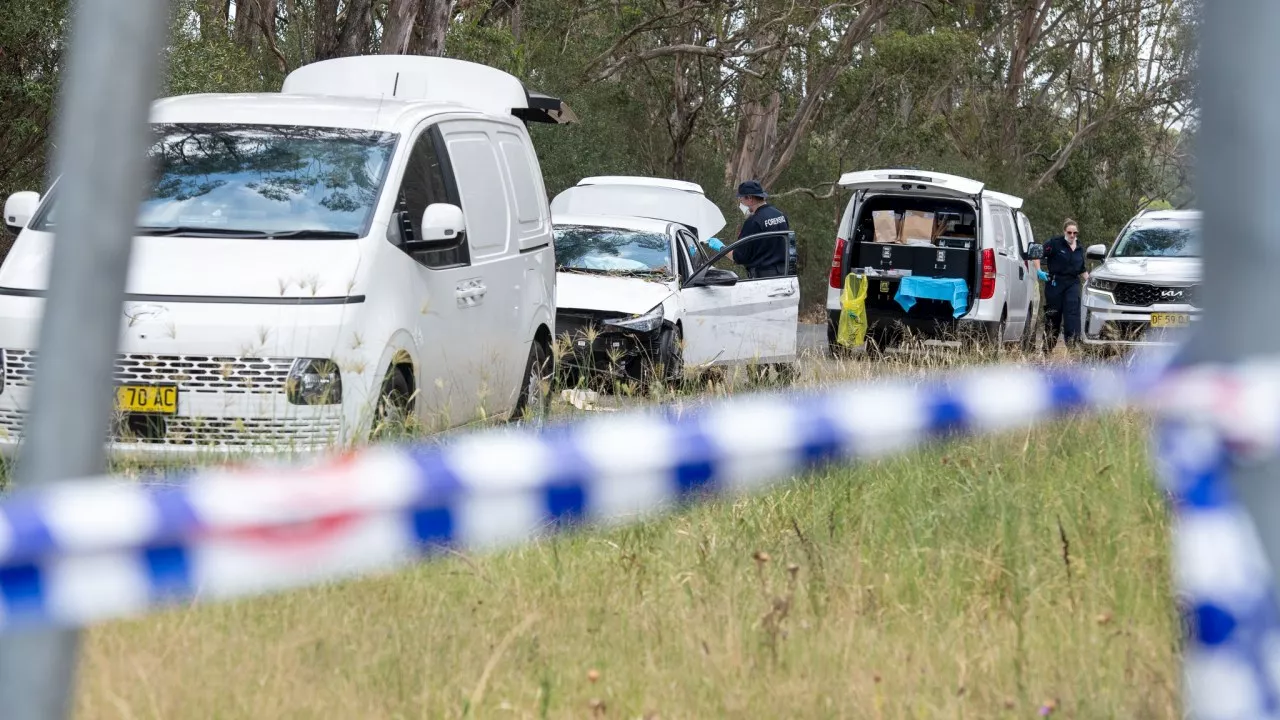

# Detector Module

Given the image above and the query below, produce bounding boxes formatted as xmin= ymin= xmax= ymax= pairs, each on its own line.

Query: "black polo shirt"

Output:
xmin=1042 ymin=234 xmax=1086 ymax=278
xmin=734 ymin=203 xmax=789 ymax=270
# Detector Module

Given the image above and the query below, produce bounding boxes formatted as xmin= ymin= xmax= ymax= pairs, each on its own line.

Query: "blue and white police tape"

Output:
xmin=0 ymin=363 xmax=1131 ymax=630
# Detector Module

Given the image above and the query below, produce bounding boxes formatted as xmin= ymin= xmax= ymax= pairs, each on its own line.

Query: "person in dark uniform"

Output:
xmin=727 ymin=180 xmax=790 ymax=278
xmin=1041 ymin=218 xmax=1089 ymax=351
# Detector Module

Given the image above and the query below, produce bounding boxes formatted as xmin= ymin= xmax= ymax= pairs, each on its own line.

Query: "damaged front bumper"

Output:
xmin=555 ymin=309 xmax=663 ymax=380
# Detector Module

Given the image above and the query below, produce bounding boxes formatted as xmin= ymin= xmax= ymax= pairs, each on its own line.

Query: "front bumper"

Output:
xmin=1082 ymin=289 xmax=1199 ymax=346
xmin=555 ymin=311 xmax=663 ymax=380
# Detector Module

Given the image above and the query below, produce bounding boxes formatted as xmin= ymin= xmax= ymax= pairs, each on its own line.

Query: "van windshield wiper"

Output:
xmin=135 ymin=226 xmax=360 ymax=239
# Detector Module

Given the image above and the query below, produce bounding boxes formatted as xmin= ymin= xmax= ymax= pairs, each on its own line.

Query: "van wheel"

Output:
xmin=1020 ymin=304 xmax=1040 ymax=354
xmin=650 ymin=325 xmax=684 ymax=387
xmin=513 ymin=338 xmax=553 ymax=423
xmin=373 ymin=365 xmax=414 ymax=439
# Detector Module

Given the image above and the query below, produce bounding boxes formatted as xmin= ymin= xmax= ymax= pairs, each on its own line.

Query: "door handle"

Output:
xmin=768 ymin=287 xmax=796 ymax=298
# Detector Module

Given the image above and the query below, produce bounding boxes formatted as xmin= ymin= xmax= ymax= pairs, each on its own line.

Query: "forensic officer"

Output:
xmin=1041 ymin=218 xmax=1088 ymax=351
xmin=722 ymin=180 xmax=790 ymax=279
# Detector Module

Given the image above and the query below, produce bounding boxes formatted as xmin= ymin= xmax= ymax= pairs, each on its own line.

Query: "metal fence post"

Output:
xmin=0 ymin=1 xmax=170 ymax=718
xmin=1187 ymin=2 xmax=1280 ymax=587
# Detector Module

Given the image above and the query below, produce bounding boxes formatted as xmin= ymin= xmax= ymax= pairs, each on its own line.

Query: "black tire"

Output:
xmin=650 ymin=324 xmax=684 ymax=387
xmin=513 ymin=338 xmax=554 ymax=423
xmin=1020 ymin=304 xmax=1040 ymax=354
xmin=373 ymin=365 xmax=414 ymax=439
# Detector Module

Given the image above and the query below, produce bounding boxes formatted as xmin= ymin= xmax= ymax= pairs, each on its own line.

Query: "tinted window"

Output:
xmin=554 ymin=225 xmax=673 ymax=276
xmin=394 ymin=128 xmax=467 ymax=268
xmin=34 ymin=124 xmax=397 ymax=236
xmin=1113 ymin=219 xmax=1200 ymax=257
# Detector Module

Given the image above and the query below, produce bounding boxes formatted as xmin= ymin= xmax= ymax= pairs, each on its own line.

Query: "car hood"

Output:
xmin=555 ymin=271 xmax=675 ymax=316
xmin=0 ymin=230 xmax=365 ymax=299
xmin=1095 ymin=256 xmax=1201 ymax=284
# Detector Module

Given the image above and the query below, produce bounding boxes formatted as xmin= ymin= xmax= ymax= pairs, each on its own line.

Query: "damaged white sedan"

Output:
xmin=550 ymin=176 xmax=800 ymax=384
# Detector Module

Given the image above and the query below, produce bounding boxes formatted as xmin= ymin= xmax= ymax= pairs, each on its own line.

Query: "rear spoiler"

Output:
xmin=515 ymin=88 xmax=577 ymax=125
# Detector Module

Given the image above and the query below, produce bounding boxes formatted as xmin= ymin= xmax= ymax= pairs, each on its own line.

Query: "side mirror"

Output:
xmin=420 ymin=203 xmax=465 ymax=242
xmin=4 ymin=192 xmax=40 ymax=235
xmin=1086 ymin=244 xmax=1107 ymax=261
xmin=688 ymin=268 xmax=738 ymax=288
xmin=1024 ymin=243 xmax=1044 ymax=260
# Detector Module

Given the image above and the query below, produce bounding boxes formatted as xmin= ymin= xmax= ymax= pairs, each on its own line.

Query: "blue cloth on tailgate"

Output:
xmin=894 ymin=277 xmax=969 ymax=318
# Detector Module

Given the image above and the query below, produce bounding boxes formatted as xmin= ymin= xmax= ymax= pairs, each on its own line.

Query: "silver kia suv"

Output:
xmin=1082 ymin=209 xmax=1200 ymax=347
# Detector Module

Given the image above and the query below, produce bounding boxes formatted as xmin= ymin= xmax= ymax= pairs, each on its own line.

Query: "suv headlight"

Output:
xmin=286 ymin=358 xmax=342 ymax=405
xmin=604 ymin=305 xmax=664 ymax=334
xmin=1088 ymin=278 xmax=1117 ymax=292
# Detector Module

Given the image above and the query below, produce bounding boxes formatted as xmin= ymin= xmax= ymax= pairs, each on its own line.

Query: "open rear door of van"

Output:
xmin=550 ymin=179 xmax=726 ymax=241
xmin=838 ymin=169 xmax=984 ymax=203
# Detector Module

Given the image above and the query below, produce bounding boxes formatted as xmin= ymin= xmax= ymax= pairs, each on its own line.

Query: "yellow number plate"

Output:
xmin=115 ymin=385 xmax=178 ymax=415
xmin=880 ymin=281 xmax=890 ymax=294
xmin=1150 ymin=313 xmax=1190 ymax=328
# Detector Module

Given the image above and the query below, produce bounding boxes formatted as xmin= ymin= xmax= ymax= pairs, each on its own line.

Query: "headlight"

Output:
xmin=604 ymin=305 xmax=664 ymax=333
xmin=286 ymin=358 xmax=342 ymax=405
xmin=1088 ymin=278 xmax=1117 ymax=292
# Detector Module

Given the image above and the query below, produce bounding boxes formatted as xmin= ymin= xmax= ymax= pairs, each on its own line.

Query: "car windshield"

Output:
xmin=31 ymin=124 xmax=398 ymax=237
xmin=1112 ymin=219 xmax=1200 ymax=258
xmin=553 ymin=225 xmax=672 ymax=275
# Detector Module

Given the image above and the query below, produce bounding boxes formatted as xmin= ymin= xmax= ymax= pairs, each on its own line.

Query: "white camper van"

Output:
xmin=0 ymin=55 xmax=571 ymax=455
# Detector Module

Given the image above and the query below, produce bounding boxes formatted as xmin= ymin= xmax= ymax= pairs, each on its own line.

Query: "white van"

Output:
xmin=0 ymin=55 xmax=570 ymax=455
xmin=549 ymin=176 xmax=800 ymax=383
xmin=825 ymin=169 xmax=1043 ymax=351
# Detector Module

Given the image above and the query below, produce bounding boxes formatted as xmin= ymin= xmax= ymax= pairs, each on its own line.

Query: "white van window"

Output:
xmin=393 ymin=126 xmax=468 ymax=268
xmin=33 ymin=124 xmax=397 ymax=238
xmin=496 ymin=134 xmax=542 ymax=225
xmin=444 ymin=129 xmax=512 ymax=260
xmin=999 ymin=210 xmax=1018 ymax=253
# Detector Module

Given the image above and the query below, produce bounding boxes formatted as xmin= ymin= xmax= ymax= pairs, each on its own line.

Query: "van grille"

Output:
xmin=4 ymin=350 xmax=294 ymax=394
xmin=0 ymin=408 xmax=342 ymax=449
xmin=1112 ymin=283 xmax=1198 ymax=308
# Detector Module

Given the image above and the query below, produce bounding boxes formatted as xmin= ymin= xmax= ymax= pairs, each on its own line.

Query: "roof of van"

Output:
xmin=575 ymin=176 xmax=707 ymax=195
xmin=149 ymin=93 xmax=482 ymax=132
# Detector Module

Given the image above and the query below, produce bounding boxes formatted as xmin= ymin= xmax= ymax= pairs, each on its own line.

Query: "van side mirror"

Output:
xmin=396 ymin=202 xmax=466 ymax=253
xmin=1086 ymin=244 xmax=1107 ymax=261
xmin=4 ymin=192 xmax=39 ymax=235
xmin=1025 ymin=243 xmax=1043 ymax=260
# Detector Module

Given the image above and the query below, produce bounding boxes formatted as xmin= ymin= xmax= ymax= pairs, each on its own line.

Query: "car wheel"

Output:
xmin=512 ymin=338 xmax=554 ymax=424
xmin=373 ymin=365 xmax=414 ymax=439
xmin=651 ymin=324 xmax=684 ymax=387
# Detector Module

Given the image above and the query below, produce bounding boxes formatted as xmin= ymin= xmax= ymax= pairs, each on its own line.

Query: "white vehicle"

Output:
xmin=1083 ymin=209 xmax=1201 ymax=347
xmin=550 ymin=177 xmax=800 ymax=382
xmin=0 ymin=55 xmax=572 ymax=455
xmin=826 ymin=169 xmax=1043 ymax=351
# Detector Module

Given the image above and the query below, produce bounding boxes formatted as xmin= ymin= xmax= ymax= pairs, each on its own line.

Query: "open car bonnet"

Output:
xmin=550 ymin=179 xmax=726 ymax=242
xmin=555 ymin=271 xmax=674 ymax=316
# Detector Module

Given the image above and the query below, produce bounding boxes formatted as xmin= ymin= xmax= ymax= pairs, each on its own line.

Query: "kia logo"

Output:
xmin=1160 ymin=289 xmax=1185 ymax=299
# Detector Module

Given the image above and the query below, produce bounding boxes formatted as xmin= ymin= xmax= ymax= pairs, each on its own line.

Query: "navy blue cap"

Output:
xmin=736 ymin=180 xmax=767 ymax=198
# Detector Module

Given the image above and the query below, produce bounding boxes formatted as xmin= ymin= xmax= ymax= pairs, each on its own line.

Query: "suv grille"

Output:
xmin=1112 ymin=282 xmax=1197 ymax=307
xmin=4 ymin=350 xmax=294 ymax=394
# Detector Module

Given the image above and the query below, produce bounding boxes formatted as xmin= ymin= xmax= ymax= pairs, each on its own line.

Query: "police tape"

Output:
xmin=0 ymin=363 xmax=1135 ymax=630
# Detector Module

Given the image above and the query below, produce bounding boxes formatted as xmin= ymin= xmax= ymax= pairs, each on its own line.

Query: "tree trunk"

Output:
xmin=314 ymin=0 xmax=340 ymax=60
xmin=410 ymin=0 xmax=453 ymax=57
xmin=233 ymin=0 xmax=258 ymax=47
xmin=195 ymin=0 xmax=229 ymax=42
xmin=381 ymin=0 xmax=421 ymax=55
xmin=336 ymin=0 xmax=375 ymax=57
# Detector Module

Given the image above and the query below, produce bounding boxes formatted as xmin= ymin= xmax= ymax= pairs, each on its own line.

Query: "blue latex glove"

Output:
xmin=1037 ymin=269 xmax=1049 ymax=282
xmin=707 ymin=237 xmax=725 ymax=252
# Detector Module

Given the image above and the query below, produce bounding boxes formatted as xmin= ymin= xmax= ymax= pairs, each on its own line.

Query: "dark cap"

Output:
xmin=736 ymin=180 xmax=767 ymax=198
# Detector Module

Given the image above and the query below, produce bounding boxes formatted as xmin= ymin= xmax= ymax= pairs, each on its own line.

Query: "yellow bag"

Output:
xmin=836 ymin=273 xmax=869 ymax=348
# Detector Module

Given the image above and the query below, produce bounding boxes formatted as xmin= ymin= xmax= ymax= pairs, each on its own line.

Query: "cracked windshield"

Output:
xmin=554 ymin=225 xmax=672 ymax=275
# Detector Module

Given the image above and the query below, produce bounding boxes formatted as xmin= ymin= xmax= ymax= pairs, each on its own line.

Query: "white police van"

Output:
xmin=0 ymin=55 xmax=571 ymax=455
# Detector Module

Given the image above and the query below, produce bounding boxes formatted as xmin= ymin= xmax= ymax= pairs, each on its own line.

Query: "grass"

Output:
xmin=75 ymin=403 xmax=1178 ymax=718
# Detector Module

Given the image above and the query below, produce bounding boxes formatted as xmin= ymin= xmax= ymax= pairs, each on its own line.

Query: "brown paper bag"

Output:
xmin=900 ymin=210 xmax=935 ymax=245
xmin=872 ymin=210 xmax=899 ymax=244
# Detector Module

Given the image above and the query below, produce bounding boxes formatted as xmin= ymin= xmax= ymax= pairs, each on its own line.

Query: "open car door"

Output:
xmin=681 ymin=231 xmax=799 ymax=367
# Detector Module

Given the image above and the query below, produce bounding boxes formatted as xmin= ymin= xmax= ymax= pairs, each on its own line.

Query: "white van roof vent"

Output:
xmin=281 ymin=55 xmax=575 ymax=125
